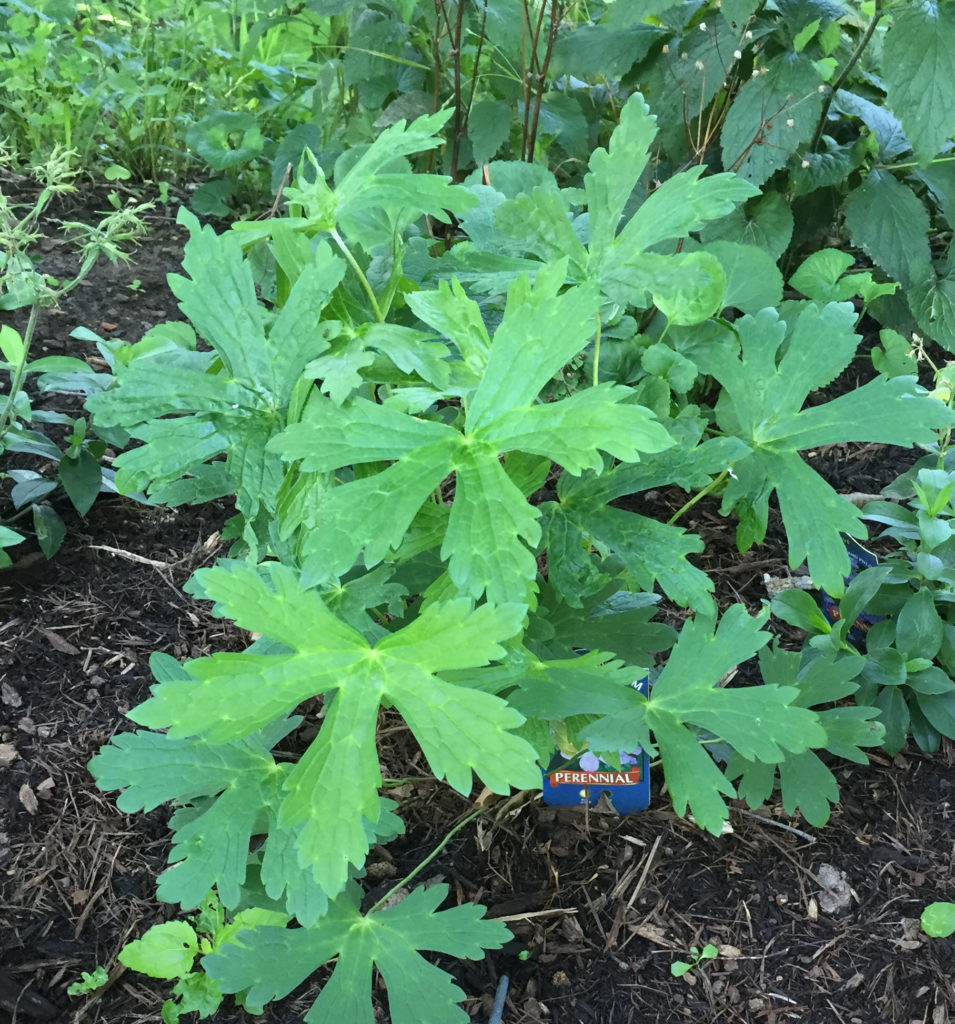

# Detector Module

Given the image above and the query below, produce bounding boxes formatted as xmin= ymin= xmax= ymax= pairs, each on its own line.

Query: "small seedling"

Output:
xmin=67 ymin=966 xmax=109 ymax=996
xmin=670 ymin=943 xmax=718 ymax=978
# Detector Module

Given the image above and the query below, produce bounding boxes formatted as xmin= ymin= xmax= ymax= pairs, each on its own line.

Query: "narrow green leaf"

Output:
xmin=771 ymin=589 xmax=832 ymax=635
xmin=32 ymin=503 xmax=65 ymax=558
xmin=614 ymin=168 xmax=758 ymax=255
xmin=443 ymin=445 xmax=542 ymax=604
xmin=58 ymin=448 xmax=102 ymax=516
xmin=895 ymin=587 xmax=944 ymax=661
xmin=584 ymin=92 xmax=658 ymax=256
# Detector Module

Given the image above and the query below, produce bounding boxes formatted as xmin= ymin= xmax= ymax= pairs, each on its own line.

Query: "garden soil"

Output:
xmin=1 ymin=183 xmax=953 ymax=1024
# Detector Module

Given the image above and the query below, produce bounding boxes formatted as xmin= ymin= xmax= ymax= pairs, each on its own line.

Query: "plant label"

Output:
xmin=541 ymin=676 xmax=650 ymax=814
xmin=817 ymin=536 xmax=884 ymax=649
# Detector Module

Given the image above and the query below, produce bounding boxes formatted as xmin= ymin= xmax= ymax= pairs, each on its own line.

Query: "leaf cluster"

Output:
xmin=75 ymin=27 xmax=955 ymax=1023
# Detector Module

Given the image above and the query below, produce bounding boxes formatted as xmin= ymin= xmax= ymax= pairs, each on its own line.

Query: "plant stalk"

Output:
xmin=810 ymin=0 xmax=883 ymax=152
xmin=667 ymin=470 xmax=729 ymax=526
xmin=368 ymin=808 xmax=483 ymax=914
xmin=330 ymin=227 xmax=384 ymax=322
xmin=0 ymin=301 xmax=40 ymax=441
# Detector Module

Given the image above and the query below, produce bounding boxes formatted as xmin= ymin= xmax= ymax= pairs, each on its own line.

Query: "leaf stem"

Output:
xmin=367 ymin=807 xmax=483 ymax=914
xmin=810 ymin=0 xmax=883 ymax=153
xmin=592 ymin=311 xmax=602 ymax=386
xmin=330 ymin=227 xmax=384 ymax=323
xmin=0 ymin=300 xmax=40 ymax=441
xmin=667 ymin=470 xmax=728 ymax=527
xmin=873 ymin=155 xmax=955 ymax=171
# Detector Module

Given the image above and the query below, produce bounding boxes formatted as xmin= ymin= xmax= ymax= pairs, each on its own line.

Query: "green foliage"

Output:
xmin=76 ymin=5 xmax=955 ymax=1019
xmin=702 ymin=302 xmax=952 ymax=594
xmin=727 ymin=647 xmax=884 ymax=826
xmin=67 ymin=966 xmax=109 ymax=997
xmin=0 ymin=155 xmax=149 ymax=559
xmin=773 ymin=457 xmax=955 ymax=757
xmin=116 ymin=891 xmax=289 ymax=1021
xmin=670 ymin=943 xmax=718 ymax=979
xmin=205 ymin=882 xmax=509 ymax=1023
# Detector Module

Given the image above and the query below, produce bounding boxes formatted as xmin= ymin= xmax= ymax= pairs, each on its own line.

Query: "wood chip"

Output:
xmin=0 ymin=742 xmax=19 ymax=765
xmin=18 ymin=783 xmax=39 ymax=815
xmin=36 ymin=777 xmax=55 ymax=797
xmin=41 ymin=628 xmax=80 ymax=655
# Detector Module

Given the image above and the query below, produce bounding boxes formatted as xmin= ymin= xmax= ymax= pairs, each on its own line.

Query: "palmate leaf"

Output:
xmin=274 ymin=266 xmax=673 ymax=604
xmin=204 ymin=882 xmax=509 ymax=1024
xmin=728 ymin=648 xmax=884 ymax=826
xmin=581 ymin=606 xmax=827 ymax=834
xmin=88 ymin=213 xmax=345 ymax=515
xmin=276 ymin=111 xmax=476 ymax=254
xmin=486 ymin=94 xmax=757 ymax=320
xmin=702 ymin=303 xmax=955 ymax=594
xmin=129 ymin=562 xmax=539 ymax=895
xmin=547 ymin=501 xmax=713 ymax=612
xmin=540 ymin=433 xmax=748 ymax=611
xmin=89 ymin=726 xmax=291 ymax=909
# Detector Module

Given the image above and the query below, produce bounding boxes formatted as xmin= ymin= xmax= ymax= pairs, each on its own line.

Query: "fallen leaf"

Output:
xmin=816 ymin=863 xmax=852 ymax=914
xmin=0 ymin=742 xmax=18 ymax=765
xmin=41 ymin=628 xmax=80 ymax=656
xmin=627 ymin=922 xmax=677 ymax=949
xmin=1 ymin=681 xmax=22 ymax=707
xmin=19 ymin=784 xmax=39 ymax=815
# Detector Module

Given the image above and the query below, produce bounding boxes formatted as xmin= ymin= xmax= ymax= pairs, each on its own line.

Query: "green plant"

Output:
xmin=670 ymin=942 xmax=718 ymax=979
xmin=83 ymin=93 xmax=955 ymax=1021
xmin=773 ymin=455 xmax=955 ymax=756
xmin=117 ymin=890 xmax=289 ymax=1022
xmin=66 ymin=965 xmax=109 ymax=997
xmin=0 ymin=149 xmax=150 ymax=559
xmin=922 ymin=901 xmax=955 ymax=938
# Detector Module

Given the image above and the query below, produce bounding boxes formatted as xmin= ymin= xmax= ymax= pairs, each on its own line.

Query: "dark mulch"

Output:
xmin=1 ymin=184 xmax=953 ymax=1024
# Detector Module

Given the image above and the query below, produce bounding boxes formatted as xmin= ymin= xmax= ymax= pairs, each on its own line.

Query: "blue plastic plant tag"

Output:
xmin=817 ymin=536 xmax=884 ymax=649
xmin=541 ymin=676 xmax=650 ymax=814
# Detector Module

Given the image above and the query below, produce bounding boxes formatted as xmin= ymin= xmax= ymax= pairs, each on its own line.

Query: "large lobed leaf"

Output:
xmin=703 ymin=303 xmax=955 ymax=593
xmin=88 ymin=213 xmax=344 ymax=514
xmin=128 ymin=562 xmax=540 ymax=895
xmin=204 ymin=882 xmax=509 ymax=1024
xmin=728 ymin=648 xmax=885 ymax=826
xmin=274 ymin=267 xmax=673 ymax=604
xmin=581 ymin=606 xmax=826 ymax=834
